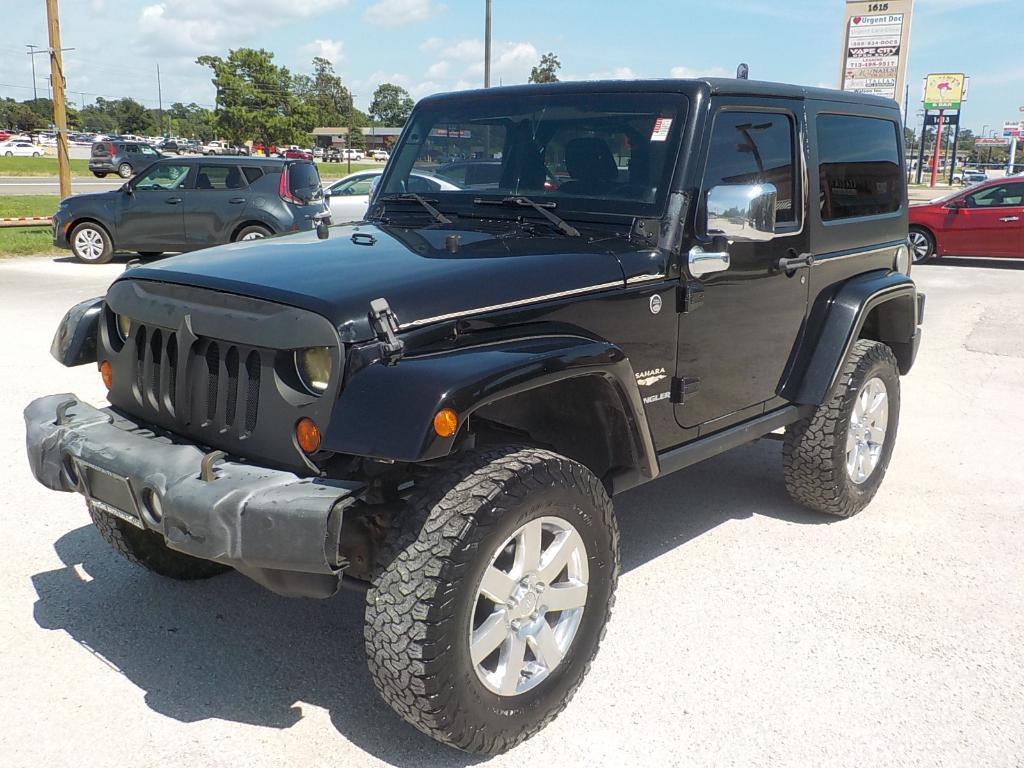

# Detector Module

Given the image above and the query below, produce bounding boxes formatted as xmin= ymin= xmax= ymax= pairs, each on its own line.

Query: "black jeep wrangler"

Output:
xmin=26 ymin=79 xmax=923 ymax=754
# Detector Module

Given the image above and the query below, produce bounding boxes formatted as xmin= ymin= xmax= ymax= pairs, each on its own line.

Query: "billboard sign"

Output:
xmin=976 ymin=137 xmax=1009 ymax=146
xmin=840 ymin=1 xmax=915 ymax=101
xmin=923 ymin=73 xmax=966 ymax=110
xmin=924 ymin=113 xmax=958 ymax=127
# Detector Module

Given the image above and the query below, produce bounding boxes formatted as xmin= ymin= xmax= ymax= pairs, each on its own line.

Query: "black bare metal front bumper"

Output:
xmin=25 ymin=394 xmax=365 ymax=597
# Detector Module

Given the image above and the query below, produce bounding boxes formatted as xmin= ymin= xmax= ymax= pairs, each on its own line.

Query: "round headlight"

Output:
xmin=116 ymin=314 xmax=132 ymax=341
xmin=294 ymin=347 xmax=332 ymax=394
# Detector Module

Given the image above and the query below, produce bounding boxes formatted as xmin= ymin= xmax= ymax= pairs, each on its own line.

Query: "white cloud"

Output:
xmin=363 ymin=0 xmax=445 ymax=27
xmin=670 ymin=65 xmax=732 ymax=79
xmin=426 ymin=61 xmax=450 ymax=79
xmin=300 ymin=39 xmax=345 ymax=65
xmin=419 ymin=36 xmax=445 ymax=53
xmin=585 ymin=66 xmax=639 ymax=80
xmin=433 ymin=38 xmax=538 ymax=84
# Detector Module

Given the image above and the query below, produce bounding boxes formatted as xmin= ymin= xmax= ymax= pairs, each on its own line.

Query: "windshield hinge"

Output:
xmin=368 ymin=298 xmax=405 ymax=365
xmin=678 ymin=281 xmax=705 ymax=314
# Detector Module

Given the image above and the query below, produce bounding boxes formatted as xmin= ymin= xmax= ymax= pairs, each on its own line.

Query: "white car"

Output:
xmin=372 ymin=150 xmax=390 ymax=161
xmin=341 ymin=148 xmax=365 ymax=161
xmin=1 ymin=141 xmax=43 ymax=157
xmin=325 ymin=169 xmax=460 ymax=223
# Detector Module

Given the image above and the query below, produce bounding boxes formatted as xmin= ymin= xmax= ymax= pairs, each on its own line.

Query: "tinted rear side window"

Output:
xmin=242 ymin=166 xmax=264 ymax=184
xmin=817 ymin=114 xmax=902 ymax=221
xmin=196 ymin=165 xmax=247 ymax=190
xmin=288 ymin=162 xmax=322 ymax=202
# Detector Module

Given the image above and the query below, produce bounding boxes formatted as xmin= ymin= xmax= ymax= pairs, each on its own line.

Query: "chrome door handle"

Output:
xmin=998 ymin=216 xmax=1019 ymax=222
xmin=165 ymin=197 xmax=182 ymax=204
xmin=688 ymin=245 xmax=730 ymax=277
xmin=229 ymin=197 xmax=247 ymax=204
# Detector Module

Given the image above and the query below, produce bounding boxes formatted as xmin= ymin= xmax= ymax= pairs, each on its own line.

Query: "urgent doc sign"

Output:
xmin=839 ymin=1 xmax=915 ymax=101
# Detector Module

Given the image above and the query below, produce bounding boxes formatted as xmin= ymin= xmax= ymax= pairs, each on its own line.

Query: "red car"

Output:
xmin=909 ymin=177 xmax=1024 ymax=263
xmin=282 ymin=148 xmax=313 ymax=160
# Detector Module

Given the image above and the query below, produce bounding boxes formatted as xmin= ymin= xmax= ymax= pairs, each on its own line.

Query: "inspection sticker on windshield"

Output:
xmin=651 ymin=117 xmax=672 ymax=142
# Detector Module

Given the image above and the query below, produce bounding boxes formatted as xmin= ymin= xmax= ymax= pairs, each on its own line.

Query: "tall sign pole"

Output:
xmin=483 ymin=0 xmax=492 ymax=88
xmin=929 ymin=109 xmax=944 ymax=187
xmin=45 ymin=0 xmax=71 ymax=199
xmin=839 ymin=0 xmax=914 ymax=102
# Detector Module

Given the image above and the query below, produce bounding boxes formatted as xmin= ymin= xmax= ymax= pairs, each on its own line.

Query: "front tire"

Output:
xmin=364 ymin=446 xmax=619 ymax=754
xmin=88 ymin=506 xmax=230 ymax=580
xmin=234 ymin=224 xmax=270 ymax=241
xmin=783 ymin=340 xmax=901 ymax=517
xmin=908 ymin=227 xmax=935 ymax=263
xmin=92 ymin=171 xmax=108 ymax=178
xmin=117 ymin=162 xmax=133 ymax=179
xmin=70 ymin=221 xmax=114 ymax=264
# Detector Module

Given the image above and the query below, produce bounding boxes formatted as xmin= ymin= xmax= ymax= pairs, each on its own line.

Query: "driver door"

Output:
xmin=943 ymin=182 xmax=1024 ymax=257
xmin=675 ymin=101 xmax=810 ymax=431
xmin=116 ymin=162 xmax=191 ymax=250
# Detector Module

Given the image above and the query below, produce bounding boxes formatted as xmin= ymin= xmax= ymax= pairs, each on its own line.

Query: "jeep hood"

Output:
xmin=116 ymin=223 xmax=626 ymax=342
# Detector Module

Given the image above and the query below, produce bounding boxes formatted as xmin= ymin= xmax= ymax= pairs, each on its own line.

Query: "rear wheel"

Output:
xmin=4 ymin=151 xmax=11 ymax=157
xmin=92 ymin=171 xmax=108 ymax=178
xmin=117 ymin=162 xmax=133 ymax=179
xmin=783 ymin=340 xmax=901 ymax=517
xmin=365 ymin=446 xmax=619 ymax=754
xmin=234 ymin=224 xmax=271 ymax=241
xmin=88 ymin=506 xmax=229 ymax=580
xmin=70 ymin=222 xmax=114 ymax=264
xmin=908 ymin=227 xmax=935 ymax=264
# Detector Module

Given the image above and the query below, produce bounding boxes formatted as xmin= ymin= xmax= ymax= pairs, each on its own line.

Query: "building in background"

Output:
xmin=312 ymin=127 xmax=403 ymax=152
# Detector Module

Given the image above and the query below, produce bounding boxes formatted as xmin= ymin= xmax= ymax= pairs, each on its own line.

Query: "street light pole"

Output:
xmin=26 ymin=44 xmax=39 ymax=101
xmin=484 ymin=0 xmax=492 ymax=88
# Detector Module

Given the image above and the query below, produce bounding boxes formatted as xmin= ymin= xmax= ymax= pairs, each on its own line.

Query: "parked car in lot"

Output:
xmin=89 ymin=140 xmax=162 ymax=178
xmin=952 ymin=168 xmax=987 ymax=186
xmin=435 ymin=159 xmax=504 ymax=188
xmin=156 ymin=139 xmax=182 ymax=155
xmin=371 ymin=149 xmax=389 ymax=161
xmin=909 ymin=177 xmax=1024 ymax=262
xmin=325 ymin=168 xmax=459 ymax=222
xmin=53 ymin=156 xmax=326 ymax=263
xmin=282 ymin=147 xmax=314 ymax=160
xmin=0 ymin=140 xmax=43 ymax=157
xmin=28 ymin=79 xmax=923 ymax=754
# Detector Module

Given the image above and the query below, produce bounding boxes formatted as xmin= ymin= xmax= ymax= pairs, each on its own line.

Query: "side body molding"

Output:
xmin=782 ymin=270 xmax=919 ymax=406
xmin=50 ymin=297 xmax=104 ymax=367
xmin=324 ymin=334 xmax=658 ymax=481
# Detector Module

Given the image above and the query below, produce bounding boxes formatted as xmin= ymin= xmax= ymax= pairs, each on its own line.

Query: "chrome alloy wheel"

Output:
xmin=240 ymin=231 xmax=265 ymax=240
xmin=73 ymin=228 xmax=105 ymax=261
xmin=908 ymin=231 xmax=931 ymax=263
xmin=470 ymin=515 xmax=589 ymax=697
xmin=846 ymin=376 xmax=888 ymax=484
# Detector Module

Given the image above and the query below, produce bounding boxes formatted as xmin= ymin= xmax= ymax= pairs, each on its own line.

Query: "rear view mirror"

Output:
xmin=706 ymin=183 xmax=777 ymax=242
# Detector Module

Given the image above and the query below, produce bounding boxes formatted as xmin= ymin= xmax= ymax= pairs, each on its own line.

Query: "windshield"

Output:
xmin=379 ymin=91 xmax=688 ymax=217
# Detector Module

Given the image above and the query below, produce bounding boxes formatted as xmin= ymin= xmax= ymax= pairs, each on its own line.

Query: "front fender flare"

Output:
xmin=324 ymin=335 xmax=657 ymax=479
xmin=50 ymin=297 xmax=104 ymax=367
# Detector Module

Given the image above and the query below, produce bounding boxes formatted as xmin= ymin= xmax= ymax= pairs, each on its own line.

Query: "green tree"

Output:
xmin=7 ymin=102 xmax=48 ymax=131
xmin=528 ymin=53 xmax=561 ymax=84
xmin=347 ymin=126 xmax=365 ymax=151
xmin=368 ymin=83 xmax=414 ymax=126
xmin=197 ymin=48 xmax=309 ymax=146
xmin=167 ymin=102 xmax=216 ymax=139
xmin=302 ymin=56 xmax=352 ymax=127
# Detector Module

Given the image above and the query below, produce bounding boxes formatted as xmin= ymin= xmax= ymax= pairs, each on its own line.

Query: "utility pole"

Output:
xmin=484 ymin=0 xmax=492 ymax=88
xmin=26 ymin=44 xmax=39 ymax=101
xmin=157 ymin=63 xmax=164 ymax=137
xmin=45 ymin=0 xmax=71 ymax=199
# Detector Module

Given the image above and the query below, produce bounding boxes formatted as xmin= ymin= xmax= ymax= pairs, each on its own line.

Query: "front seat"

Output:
xmin=558 ymin=137 xmax=618 ymax=196
xmin=195 ymin=171 xmax=213 ymax=189
xmin=224 ymin=167 xmax=243 ymax=189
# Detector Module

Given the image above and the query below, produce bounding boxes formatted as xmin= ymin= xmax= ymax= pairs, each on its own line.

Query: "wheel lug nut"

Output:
xmin=511 ymin=619 xmax=521 ymax=631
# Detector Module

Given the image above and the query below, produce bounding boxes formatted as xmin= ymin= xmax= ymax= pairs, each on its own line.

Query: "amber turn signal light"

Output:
xmin=295 ymin=417 xmax=321 ymax=454
xmin=99 ymin=361 xmax=113 ymax=390
xmin=433 ymin=408 xmax=459 ymax=438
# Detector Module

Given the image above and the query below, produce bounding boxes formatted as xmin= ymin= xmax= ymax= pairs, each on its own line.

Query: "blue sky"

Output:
xmin=1 ymin=0 xmax=1020 ymax=135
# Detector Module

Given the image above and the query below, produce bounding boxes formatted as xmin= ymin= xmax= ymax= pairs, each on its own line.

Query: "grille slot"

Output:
xmin=129 ymin=325 xmax=263 ymax=439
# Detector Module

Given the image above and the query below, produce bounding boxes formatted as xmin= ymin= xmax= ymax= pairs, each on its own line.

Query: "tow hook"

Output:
xmin=368 ymin=298 xmax=405 ymax=366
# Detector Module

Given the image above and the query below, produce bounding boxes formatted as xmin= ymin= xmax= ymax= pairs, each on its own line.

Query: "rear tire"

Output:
xmin=88 ymin=506 xmax=230 ymax=580
xmin=365 ymin=446 xmax=619 ymax=754
xmin=783 ymin=340 xmax=901 ymax=518
xmin=70 ymin=221 xmax=114 ymax=264
xmin=117 ymin=162 xmax=133 ymax=179
xmin=908 ymin=227 xmax=935 ymax=264
xmin=137 ymin=251 xmax=163 ymax=257
xmin=92 ymin=172 xmax=108 ymax=178
xmin=234 ymin=224 xmax=271 ymax=241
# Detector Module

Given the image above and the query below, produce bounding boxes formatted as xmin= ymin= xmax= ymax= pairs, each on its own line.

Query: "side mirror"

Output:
xmin=947 ymin=198 xmax=965 ymax=211
xmin=323 ymin=189 xmax=332 ymax=200
xmin=706 ymin=183 xmax=778 ymax=242
xmin=121 ymin=182 xmax=133 ymax=195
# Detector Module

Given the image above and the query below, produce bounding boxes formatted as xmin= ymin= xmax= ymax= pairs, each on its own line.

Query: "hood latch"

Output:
xmin=368 ymin=298 xmax=405 ymax=366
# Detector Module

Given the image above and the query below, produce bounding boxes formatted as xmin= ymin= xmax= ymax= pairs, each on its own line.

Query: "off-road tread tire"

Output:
xmin=783 ymin=339 xmax=900 ymax=517
xmin=88 ymin=505 xmax=230 ymax=580
xmin=364 ymin=446 xmax=619 ymax=755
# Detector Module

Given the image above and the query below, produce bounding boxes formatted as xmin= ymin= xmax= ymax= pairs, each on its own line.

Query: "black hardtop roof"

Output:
xmin=420 ymin=77 xmax=898 ymax=109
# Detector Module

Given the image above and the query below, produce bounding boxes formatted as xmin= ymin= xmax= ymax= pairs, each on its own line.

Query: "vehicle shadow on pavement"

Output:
xmin=923 ymin=257 xmax=1024 ymax=270
xmin=615 ymin=438 xmax=832 ymax=573
xmin=29 ymin=437 xmax=821 ymax=765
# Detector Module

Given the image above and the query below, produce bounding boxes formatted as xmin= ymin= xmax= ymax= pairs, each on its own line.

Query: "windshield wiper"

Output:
xmin=473 ymin=196 xmax=580 ymax=237
xmin=379 ymin=193 xmax=452 ymax=225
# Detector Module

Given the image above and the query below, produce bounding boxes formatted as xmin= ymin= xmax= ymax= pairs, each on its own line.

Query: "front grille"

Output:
xmin=132 ymin=323 xmax=262 ymax=439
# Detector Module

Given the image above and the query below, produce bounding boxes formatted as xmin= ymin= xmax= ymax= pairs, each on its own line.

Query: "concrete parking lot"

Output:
xmin=0 ymin=256 xmax=1022 ymax=767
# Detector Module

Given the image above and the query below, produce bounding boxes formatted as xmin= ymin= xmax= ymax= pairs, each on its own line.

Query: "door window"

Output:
xmin=331 ymin=175 xmax=375 ymax=196
xmin=195 ymin=165 xmax=247 ymax=190
xmin=139 ymin=145 xmax=158 ymax=157
xmin=134 ymin=163 xmax=190 ymax=190
xmin=965 ymin=184 xmax=1024 ymax=208
xmin=817 ymin=114 xmax=902 ymax=221
xmin=702 ymin=111 xmax=798 ymax=225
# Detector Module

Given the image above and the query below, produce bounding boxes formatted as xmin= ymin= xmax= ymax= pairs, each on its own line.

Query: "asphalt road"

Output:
xmin=1 ymin=256 xmax=1022 ymax=767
